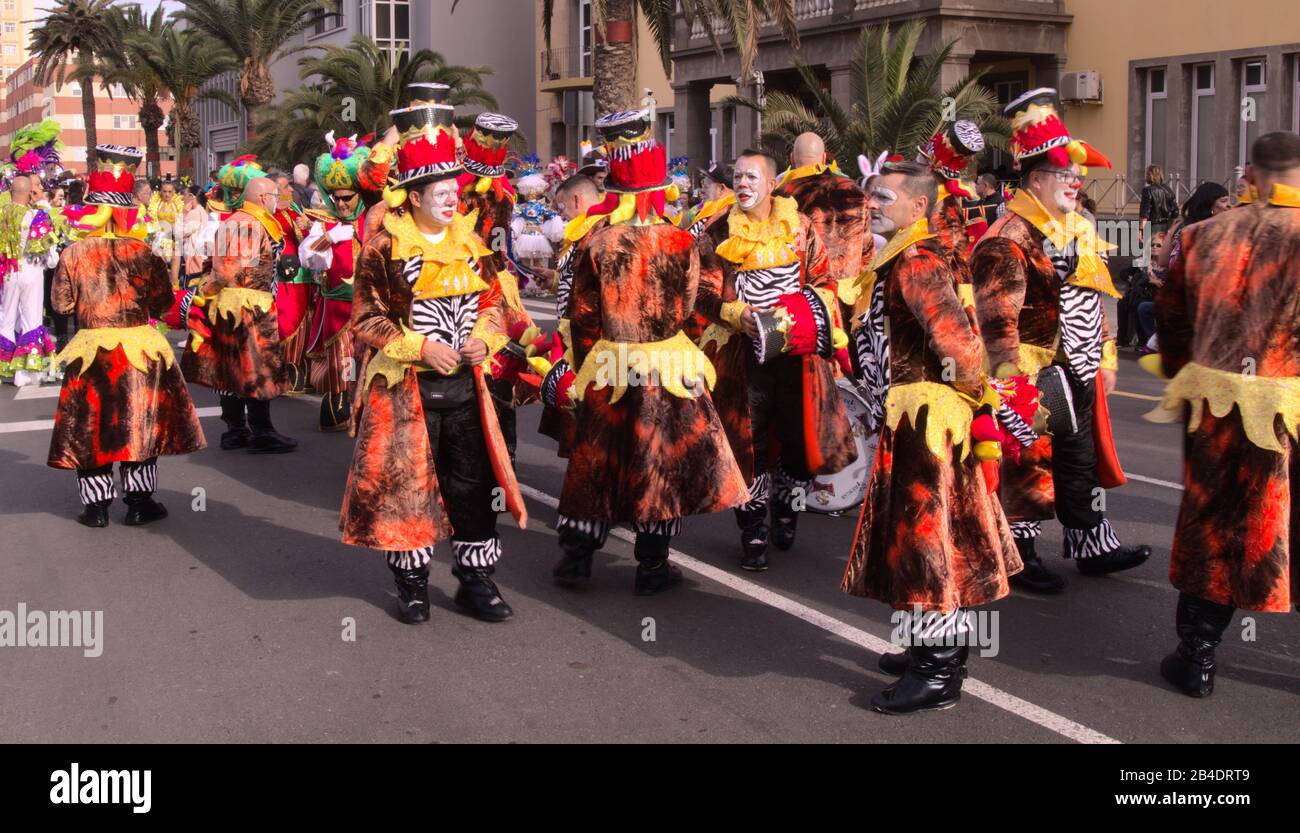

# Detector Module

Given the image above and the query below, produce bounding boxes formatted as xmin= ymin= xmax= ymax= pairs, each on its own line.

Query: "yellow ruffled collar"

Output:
xmin=386 ymin=210 xmax=489 ymax=265
xmin=716 ymin=196 xmax=800 ymax=269
xmin=384 ymin=211 xmax=492 ymax=299
xmin=238 ymin=203 xmax=285 ymax=244
xmin=1007 ymin=188 xmax=1119 ymax=298
xmin=1268 ymin=182 xmax=1300 ymax=208
xmin=692 ymin=192 xmax=736 ymax=226
xmin=780 ymin=161 xmax=843 ymax=185
xmin=563 ymin=210 xmax=606 ymax=246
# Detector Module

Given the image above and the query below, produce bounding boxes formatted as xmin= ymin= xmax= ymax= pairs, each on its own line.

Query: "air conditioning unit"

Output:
xmin=1061 ymin=70 xmax=1102 ymax=103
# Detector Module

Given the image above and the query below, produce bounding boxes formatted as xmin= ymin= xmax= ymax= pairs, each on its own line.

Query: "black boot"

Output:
xmin=1010 ymin=537 xmax=1066 ymax=594
xmin=554 ymin=528 xmax=596 ymax=587
xmin=319 ymin=391 xmax=351 ymax=433
xmin=736 ymin=506 xmax=769 ymax=572
xmin=633 ymin=532 xmax=682 ymax=596
xmin=1077 ymin=544 xmax=1152 ymax=576
xmin=389 ymin=563 xmax=430 ymax=625
xmin=247 ymin=399 xmax=298 ymax=454
xmin=76 ymin=501 xmax=111 ymax=528
xmin=878 ymin=649 xmax=910 ymax=675
xmin=870 ymin=645 xmax=967 ymax=715
xmin=1160 ymin=592 xmax=1235 ymax=698
xmin=123 ymin=494 xmax=168 ymax=526
xmin=770 ymin=498 xmax=798 ymax=551
xmin=452 ymin=565 xmax=514 ymax=622
xmin=219 ymin=394 xmax=251 ymax=450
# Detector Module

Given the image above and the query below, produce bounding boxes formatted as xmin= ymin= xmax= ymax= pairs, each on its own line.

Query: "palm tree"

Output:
xmin=86 ymin=4 xmax=170 ymax=178
xmin=730 ymin=21 xmax=1010 ymax=179
xmin=178 ymin=0 xmax=332 ymax=137
xmin=129 ymin=27 xmax=240 ymax=177
xmin=28 ymin=0 xmax=118 ymax=170
xmin=246 ymin=36 xmax=501 ymax=169
xmin=453 ymin=0 xmax=798 ymax=114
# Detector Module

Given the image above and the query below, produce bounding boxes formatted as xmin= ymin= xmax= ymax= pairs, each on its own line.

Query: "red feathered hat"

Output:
xmin=595 ymin=109 xmax=670 ymax=194
xmin=462 ymin=112 xmax=517 ymax=178
xmin=918 ymin=120 xmax=985 ymax=199
xmin=1005 ymin=88 xmax=1111 ymax=171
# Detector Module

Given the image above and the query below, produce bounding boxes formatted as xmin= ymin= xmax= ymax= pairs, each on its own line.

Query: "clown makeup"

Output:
xmin=867 ymin=184 xmax=901 ymax=236
xmin=414 ymin=179 xmax=461 ymax=229
xmin=1029 ymin=164 xmax=1083 ymax=216
xmin=733 ymin=161 xmax=772 ymax=211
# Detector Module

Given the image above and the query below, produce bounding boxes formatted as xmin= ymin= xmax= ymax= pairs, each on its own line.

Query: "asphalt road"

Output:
xmin=1 ymin=299 xmax=1297 ymax=743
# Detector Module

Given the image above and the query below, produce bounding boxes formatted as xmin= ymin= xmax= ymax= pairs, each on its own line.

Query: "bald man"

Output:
xmin=775 ymin=132 xmax=873 ymax=331
xmin=182 ymin=175 xmax=298 ymax=453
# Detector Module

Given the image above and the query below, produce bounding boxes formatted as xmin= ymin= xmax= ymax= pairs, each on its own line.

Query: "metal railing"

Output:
xmin=539 ymin=47 xmax=589 ymax=82
xmin=1082 ymin=172 xmax=1242 ymax=217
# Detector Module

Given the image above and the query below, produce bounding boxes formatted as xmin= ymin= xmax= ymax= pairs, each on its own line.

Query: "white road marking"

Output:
xmin=1124 ymin=472 xmax=1184 ymax=491
xmin=14 ymin=385 xmax=61 ymax=400
xmin=517 ymin=483 xmax=1121 ymax=745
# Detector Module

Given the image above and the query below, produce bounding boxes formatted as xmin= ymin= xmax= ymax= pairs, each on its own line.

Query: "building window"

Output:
xmin=311 ymin=1 xmax=343 ymax=36
xmin=1240 ymin=59 xmax=1266 ymax=166
xmin=113 ymin=115 xmax=138 ymax=130
xmin=1292 ymin=54 xmax=1299 ymax=134
xmin=658 ymin=112 xmax=675 ymax=157
xmin=2 ymin=43 xmax=13 ymax=57
xmin=579 ymin=0 xmax=593 ymax=77
xmin=2 ymin=1 xmax=13 ymax=12
xmin=4 ymin=22 xmax=16 ymax=35
xmin=1190 ymin=63 xmax=1215 ymax=183
xmin=1145 ymin=67 xmax=1167 ymax=170
xmin=362 ymin=1 xmax=410 ymax=67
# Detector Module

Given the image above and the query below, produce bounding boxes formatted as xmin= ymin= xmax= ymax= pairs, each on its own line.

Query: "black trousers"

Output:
xmin=735 ymin=352 xmax=810 ymax=531
xmin=42 ymin=267 xmax=71 ymax=339
xmin=1050 ymin=368 xmax=1102 ymax=531
xmin=219 ymin=393 xmax=275 ymax=435
xmin=419 ymin=377 xmax=497 ymax=549
xmin=487 ymin=376 xmax=517 ymax=463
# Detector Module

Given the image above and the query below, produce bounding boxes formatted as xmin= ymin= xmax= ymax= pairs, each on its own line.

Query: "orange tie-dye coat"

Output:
xmin=1157 ymin=202 xmax=1300 ymax=612
xmin=181 ymin=210 xmax=287 ymax=400
xmin=48 ymin=237 xmax=206 ymax=470
xmin=840 ymin=238 xmax=1020 ymax=611
xmin=557 ymin=222 xmax=748 ymax=523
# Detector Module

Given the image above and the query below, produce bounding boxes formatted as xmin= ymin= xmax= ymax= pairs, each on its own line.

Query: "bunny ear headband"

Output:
xmin=857 ymin=151 xmax=891 ymax=188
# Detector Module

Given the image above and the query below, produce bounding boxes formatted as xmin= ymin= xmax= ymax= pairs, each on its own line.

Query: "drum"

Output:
xmin=805 ymin=378 xmax=877 ymax=515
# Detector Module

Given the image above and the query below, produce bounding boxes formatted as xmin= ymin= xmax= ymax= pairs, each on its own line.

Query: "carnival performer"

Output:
xmin=0 ymin=173 xmax=62 ymax=385
xmin=916 ymin=121 xmax=986 ymax=271
xmin=841 ymin=160 xmax=1021 ymax=714
xmin=539 ymin=109 xmax=747 ymax=593
xmin=1150 ymin=131 xmax=1300 ymax=697
xmin=46 ymin=145 xmax=205 ymax=527
xmin=299 ymin=133 xmax=391 ymax=429
xmin=536 ymin=172 xmax=605 ymax=457
xmin=148 ymin=178 xmax=185 ymax=270
xmin=970 ymin=88 xmax=1150 ymax=591
xmin=181 ymin=168 xmax=298 ymax=454
xmin=340 ymin=96 xmax=525 ymax=625
xmin=695 ymin=148 xmax=857 ymax=571
xmin=267 ymin=170 xmax=311 ymax=393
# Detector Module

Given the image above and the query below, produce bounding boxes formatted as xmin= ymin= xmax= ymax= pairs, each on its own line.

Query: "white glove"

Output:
xmin=326 ymin=223 xmax=354 ymax=244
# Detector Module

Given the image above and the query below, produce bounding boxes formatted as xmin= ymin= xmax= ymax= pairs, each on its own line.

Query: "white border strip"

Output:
xmin=518 ymin=484 xmax=1120 ymax=745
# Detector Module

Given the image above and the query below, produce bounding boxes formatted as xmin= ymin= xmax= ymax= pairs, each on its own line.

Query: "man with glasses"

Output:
xmin=299 ymin=132 xmax=393 ymax=431
xmin=971 ymin=88 xmax=1150 ymax=591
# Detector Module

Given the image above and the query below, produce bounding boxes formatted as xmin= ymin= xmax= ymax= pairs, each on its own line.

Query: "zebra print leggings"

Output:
xmin=76 ymin=458 xmax=158 ymax=506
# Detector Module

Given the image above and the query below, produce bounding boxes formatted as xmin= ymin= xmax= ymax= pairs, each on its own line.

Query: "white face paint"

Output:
xmin=418 ymin=179 xmax=461 ymax=227
xmin=867 ymin=184 xmax=900 ymax=236
xmin=733 ymin=161 xmax=770 ymax=211
xmin=1032 ymin=165 xmax=1082 ymax=215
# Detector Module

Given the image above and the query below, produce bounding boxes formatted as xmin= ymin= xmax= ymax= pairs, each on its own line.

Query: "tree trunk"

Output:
xmin=80 ymin=54 xmax=98 ymax=171
xmin=592 ymin=0 xmax=637 ymax=117
xmin=240 ymin=60 xmax=276 ymax=142
xmin=140 ymin=99 xmax=165 ymax=180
